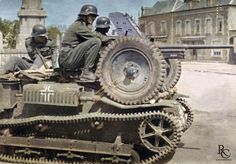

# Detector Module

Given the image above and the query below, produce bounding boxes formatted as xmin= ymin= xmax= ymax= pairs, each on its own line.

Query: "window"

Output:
xmin=205 ymin=17 xmax=212 ymax=34
xmin=213 ymin=51 xmax=222 ymax=56
xmin=176 ymin=20 xmax=182 ymax=35
xmin=195 ymin=19 xmax=201 ymax=34
xmin=160 ymin=21 xmax=167 ymax=34
xmin=211 ymin=40 xmax=222 ymax=57
xmin=185 ymin=19 xmax=191 ymax=35
xmin=147 ymin=21 xmax=156 ymax=35
xmin=217 ymin=16 xmax=224 ymax=33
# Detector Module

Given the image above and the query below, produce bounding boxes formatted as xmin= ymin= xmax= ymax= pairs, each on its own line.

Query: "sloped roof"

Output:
xmin=147 ymin=0 xmax=236 ymax=15
xmin=177 ymin=0 xmax=235 ymax=11
xmin=150 ymin=0 xmax=176 ymax=14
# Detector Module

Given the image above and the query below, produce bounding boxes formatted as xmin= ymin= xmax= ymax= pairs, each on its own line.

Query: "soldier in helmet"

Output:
xmin=95 ymin=17 xmax=115 ymax=45
xmin=95 ymin=16 xmax=111 ymax=36
xmin=59 ymin=4 xmax=102 ymax=82
xmin=3 ymin=24 xmax=59 ymax=74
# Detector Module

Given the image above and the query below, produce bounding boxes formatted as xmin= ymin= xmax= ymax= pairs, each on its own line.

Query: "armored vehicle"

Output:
xmin=0 ymin=37 xmax=193 ymax=163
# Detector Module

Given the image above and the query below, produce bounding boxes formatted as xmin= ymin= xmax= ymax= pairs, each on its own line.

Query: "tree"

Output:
xmin=0 ymin=18 xmax=19 ymax=48
xmin=47 ymin=26 xmax=61 ymax=40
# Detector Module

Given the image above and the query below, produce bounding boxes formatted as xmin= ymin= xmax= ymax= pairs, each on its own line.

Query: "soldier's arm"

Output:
xmin=76 ymin=26 xmax=101 ymax=40
xmin=102 ymin=35 xmax=117 ymax=42
xmin=97 ymin=33 xmax=117 ymax=45
xmin=25 ymin=38 xmax=36 ymax=60
xmin=47 ymin=40 xmax=60 ymax=69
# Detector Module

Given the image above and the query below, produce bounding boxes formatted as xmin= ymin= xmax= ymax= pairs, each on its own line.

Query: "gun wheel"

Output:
xmin=163 ymin=59 xmax=181 ymax=90
xmin=96 ymin=37 xmax=166 ymax=105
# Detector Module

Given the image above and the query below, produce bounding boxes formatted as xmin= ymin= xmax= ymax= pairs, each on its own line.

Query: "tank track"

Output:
xmin=0 ymin=111 xmax=181 ymax=164
xmin=176 ymin=98 xmax=194 ymax=132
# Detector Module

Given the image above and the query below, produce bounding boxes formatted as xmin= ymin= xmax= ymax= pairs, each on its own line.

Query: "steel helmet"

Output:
xmin=79 ymin=4 xmax=98 ymax=17
xmin=95 ymin=17 xmax=111 ymax=28
xmin=31 ymin=24 xmax=47 ymax=37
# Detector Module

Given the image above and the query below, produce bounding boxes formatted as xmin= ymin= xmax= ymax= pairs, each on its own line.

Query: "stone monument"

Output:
xmin=16 ymin=0 xmax=47 ymax=50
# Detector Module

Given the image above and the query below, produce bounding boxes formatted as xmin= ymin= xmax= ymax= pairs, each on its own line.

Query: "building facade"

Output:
xmin=139 ymin=0 xmax=236 ymax=62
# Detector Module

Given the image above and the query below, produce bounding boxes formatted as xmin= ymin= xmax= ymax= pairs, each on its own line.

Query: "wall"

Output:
xmin=0 ymin=50 xmax=28 ymax=73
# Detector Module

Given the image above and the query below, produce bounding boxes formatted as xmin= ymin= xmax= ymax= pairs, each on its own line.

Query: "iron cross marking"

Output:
xmin=40 ymin=86 xmax=55 ymax=102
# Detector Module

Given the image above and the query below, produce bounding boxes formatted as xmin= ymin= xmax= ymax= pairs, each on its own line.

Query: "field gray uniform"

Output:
xmin=4 ymin=37 xmax=57 ymax=73
xmin=59 ymin=19 xmax=102 ymax=70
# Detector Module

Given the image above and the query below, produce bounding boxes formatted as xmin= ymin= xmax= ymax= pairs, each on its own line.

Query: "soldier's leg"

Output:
xmin=3 ymin=56 xmax=32 ymax=74
xmin=79 ymin=38 xmax=101 ymax=81
xmin=63 ymin=38 xmax=101 ymax=70
xmin=83 ymin=38 xmax=102 ymax=69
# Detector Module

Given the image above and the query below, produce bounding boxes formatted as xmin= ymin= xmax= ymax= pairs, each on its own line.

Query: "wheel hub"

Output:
xmin=124 ymin=63 xmax=139 ymax=79
xmin=110 ymin=49 xmax=151 ymax=92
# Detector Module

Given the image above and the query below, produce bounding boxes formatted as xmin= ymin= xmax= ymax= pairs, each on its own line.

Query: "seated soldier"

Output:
xmin=95 ymin=17 xmax=117 ymax=48
xmin=3 ymin=24 xmax=59 ymax=74
xmin=95 ymin=16 xmax=111 ymax=36
xmin=59 ymin=4 xmax=102 ymax=82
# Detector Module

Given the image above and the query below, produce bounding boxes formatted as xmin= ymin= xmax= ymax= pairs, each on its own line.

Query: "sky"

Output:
xmin=0 ymin=0 xmax=157 ymax=29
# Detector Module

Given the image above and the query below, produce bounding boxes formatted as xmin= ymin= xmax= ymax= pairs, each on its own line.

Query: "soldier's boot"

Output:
xmin=79 ymin=69 xmax=97 ymax=82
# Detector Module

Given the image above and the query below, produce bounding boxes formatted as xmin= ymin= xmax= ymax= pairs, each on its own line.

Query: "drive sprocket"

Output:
xmin=139 ymin=111 xmax=181 ymax=160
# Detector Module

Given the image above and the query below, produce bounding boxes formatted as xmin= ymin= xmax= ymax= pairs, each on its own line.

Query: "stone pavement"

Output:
xmin=168 ymin=61 xmax=236 ymax=164
xmin=181 ymin=61 xmax=236 ymax=75
xmin=177 ymin=61 xmax=236 ymax=114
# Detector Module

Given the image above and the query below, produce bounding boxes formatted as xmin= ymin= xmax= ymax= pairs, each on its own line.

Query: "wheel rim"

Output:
xmin=109 ymin=49 xmax=152 ymax=93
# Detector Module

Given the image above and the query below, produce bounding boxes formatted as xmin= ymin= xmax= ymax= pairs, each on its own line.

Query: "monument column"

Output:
xmin=16 ymin=0 xmax=47 ymax=50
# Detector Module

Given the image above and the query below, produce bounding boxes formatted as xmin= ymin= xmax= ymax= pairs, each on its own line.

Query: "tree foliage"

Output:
xmin=47 ymin=26 xmax=61 ymax=40
xmin=0 ymin=18 xmax=19 ymax=48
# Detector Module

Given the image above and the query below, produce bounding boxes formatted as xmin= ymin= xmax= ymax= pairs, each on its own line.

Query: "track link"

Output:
xmin=0 ymin=111 xmax=182 ymax=163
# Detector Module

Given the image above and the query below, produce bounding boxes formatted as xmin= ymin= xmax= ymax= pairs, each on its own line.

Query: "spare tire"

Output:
xmin=96 ymin=37 xmax=166 ymax=105
xmin=163 ymin=59 xmax=181 ymax=90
